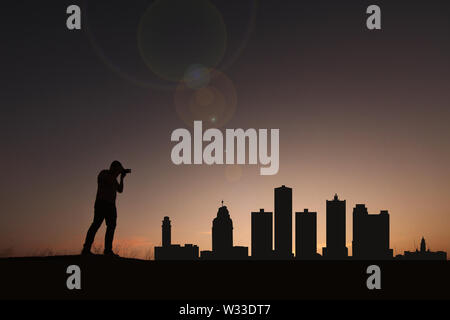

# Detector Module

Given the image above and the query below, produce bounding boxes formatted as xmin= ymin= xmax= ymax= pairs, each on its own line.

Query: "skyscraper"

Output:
xmin=295 ymin=209 xmax=317 ymax=259
xmin=274 ymin=185 xmax=293 ymax=258
xmin=162 ymin=216 xmax=171 ymax=247
xmin=352 ymin=205 xmax=393 ymax=259
xmin=322 ymin=194 xmax=348 ymax=259
xmin=251 ymin=209 xmax=273 ymax=259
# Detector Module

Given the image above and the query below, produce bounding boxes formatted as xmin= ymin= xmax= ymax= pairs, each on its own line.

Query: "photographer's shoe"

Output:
xmin=104 ymin=250 xmax=120 ymax=258
xmin=81 ymin=247 xmax=93 ymax=256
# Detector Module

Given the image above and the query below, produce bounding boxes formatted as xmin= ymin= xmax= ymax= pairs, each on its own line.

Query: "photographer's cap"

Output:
xmin=110 ymin=160 xmax=124 ymax=172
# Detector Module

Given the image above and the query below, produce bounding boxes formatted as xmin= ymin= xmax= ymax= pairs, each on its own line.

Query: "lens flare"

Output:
xmin=184 ymin=64 xmax=211 ymax=89
xmin=84 ymin=0 xmax=177 ymax=90
xmin=175 ymin=69 xmax=237 ymax=129
xmin=138 ymin=0 xmax=227 ymax=82
xmin=195 ymin=87 xmax=215 ymax=107
xmin=83 ymin=0 xmax=257 ymax=89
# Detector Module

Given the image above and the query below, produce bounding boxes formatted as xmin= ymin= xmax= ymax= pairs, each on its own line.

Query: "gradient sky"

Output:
xmin=1 ymin=0 xmax=450 ymax=258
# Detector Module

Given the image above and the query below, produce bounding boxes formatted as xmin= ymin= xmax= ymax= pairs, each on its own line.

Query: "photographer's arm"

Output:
xmin=117 ymin=174 xmax=125 ymax=193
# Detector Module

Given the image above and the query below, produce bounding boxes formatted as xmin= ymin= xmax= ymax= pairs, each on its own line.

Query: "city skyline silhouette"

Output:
xmin=2 ymin=1 xmax=450 ymax=259
xmin=2 ymin=0 xmax=450 ymax=302
xmin=154 ymin=186 xmax=447 ymax=260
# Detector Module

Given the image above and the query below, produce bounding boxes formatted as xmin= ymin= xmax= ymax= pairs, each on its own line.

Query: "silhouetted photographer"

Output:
xmin=82 ymin=160 xmax=131 ymax=257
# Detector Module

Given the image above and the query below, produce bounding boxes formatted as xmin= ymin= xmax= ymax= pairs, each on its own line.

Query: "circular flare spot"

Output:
xmin=175 ymin=69 xmax=237 ymax=129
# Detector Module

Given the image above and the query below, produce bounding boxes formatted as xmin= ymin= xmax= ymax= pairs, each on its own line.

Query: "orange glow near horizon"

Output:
xmin=3 ymin=159 xmax=449 ymax=260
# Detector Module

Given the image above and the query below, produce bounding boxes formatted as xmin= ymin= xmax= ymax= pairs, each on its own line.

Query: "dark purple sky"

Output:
xmin=1 ymin=0 xmax=449 ymax=257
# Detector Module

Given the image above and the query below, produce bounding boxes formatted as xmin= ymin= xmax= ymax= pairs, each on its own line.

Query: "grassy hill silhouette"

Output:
xmin=1 ymin=255 xmax=449 ymax=299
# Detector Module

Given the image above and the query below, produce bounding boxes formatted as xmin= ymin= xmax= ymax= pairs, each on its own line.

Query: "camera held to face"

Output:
xmin=123 ymin=169 xmax=131 ymax=174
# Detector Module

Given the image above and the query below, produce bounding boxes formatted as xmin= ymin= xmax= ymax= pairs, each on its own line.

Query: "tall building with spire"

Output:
xmin=212 ymin=204 xmax=233 ymax=253
xmin=322 ymin=194 xmax=348 ymax=259
xmin=200 ymin=202 xmax=248 ymax=260
xmin=420 ymin=237 xmax=426 ymax=253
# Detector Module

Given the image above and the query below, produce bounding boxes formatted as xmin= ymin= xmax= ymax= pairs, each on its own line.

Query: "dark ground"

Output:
xmin=0 ymin=256 xmax=448 ymax=300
